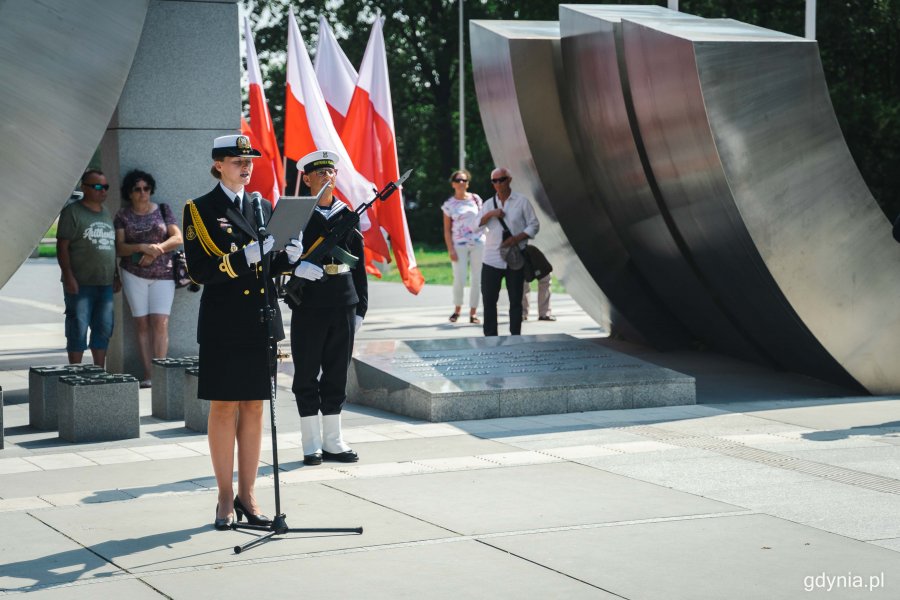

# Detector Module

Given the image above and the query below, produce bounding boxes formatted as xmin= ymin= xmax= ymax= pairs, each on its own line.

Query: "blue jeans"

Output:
xmin=64 ymin=285 xmax=114 ymax=352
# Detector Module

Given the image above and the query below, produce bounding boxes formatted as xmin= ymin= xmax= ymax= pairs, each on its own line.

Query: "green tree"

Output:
xmin=242 ymin=0 xmax=899 ymax=245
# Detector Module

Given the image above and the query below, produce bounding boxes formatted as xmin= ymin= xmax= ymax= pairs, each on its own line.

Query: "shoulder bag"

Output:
xmin=160 ymin=203 xmax=192 ymax=289
xmin=493 ymin=197 xmax=526 ymax=271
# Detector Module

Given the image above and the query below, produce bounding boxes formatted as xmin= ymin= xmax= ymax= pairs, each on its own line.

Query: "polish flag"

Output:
xmin=315 ymin=16 xmax=384 ymax=275
xmin=283 ymin=10 xmax=390 ymax=259
xmin=240 ymin=117 xmax=277 ymax=207
xmin=342 ymin=18 xmax=424 ymax=294
xmin=314 ymin=15 xmax=357 ymax=134
xmin=243 ymin=17 xmax=284 ymax=203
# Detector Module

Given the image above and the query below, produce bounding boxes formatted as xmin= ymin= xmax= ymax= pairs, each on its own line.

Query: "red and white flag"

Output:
xmin=243 ymin=17 xmax=285 ymax=204
xmin=342 ymin=17 xmax=424 ymax=294
xmin=314 ymin=15 xmax=357 ymax=134
xmin=315 ymin=15 xmax=385 ymax=275
xmin=284 ymin=10 xmax=390 ymax=259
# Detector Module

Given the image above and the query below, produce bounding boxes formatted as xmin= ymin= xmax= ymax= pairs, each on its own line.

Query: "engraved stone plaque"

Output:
xmin=348 ymin=334 xmax=694 ymax=422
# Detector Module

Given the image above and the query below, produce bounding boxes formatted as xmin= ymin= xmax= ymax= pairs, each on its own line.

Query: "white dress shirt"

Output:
xmin=479 ymin=191 xmax=540 ymax=269
xmin=219 ymin=182 xmax=245 ymax=210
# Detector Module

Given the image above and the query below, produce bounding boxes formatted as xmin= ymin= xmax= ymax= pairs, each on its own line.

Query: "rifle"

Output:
xmin=283 ymin=169 xmax=412 ymax=305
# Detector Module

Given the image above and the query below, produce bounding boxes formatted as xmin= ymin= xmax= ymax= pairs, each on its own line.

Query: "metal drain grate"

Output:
xmin=619 ymin=425 xmax=900 ymax=496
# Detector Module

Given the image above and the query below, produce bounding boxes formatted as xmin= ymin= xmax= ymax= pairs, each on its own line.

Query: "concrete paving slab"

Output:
xmin=488 ymin=513 xmax=900 ymax=599
xmin=729 ymin=398 xmax=900 ymax=431
xmin=19 ymin=578 xmax=165 ymax=600
xmin=143 ymin=539 xmax=619 ymax=599
xmin=779 ymin=445 xmax=900 ymax=479
xmin=320 ymin=433 xmax=516 ymax=465
xmin=330 ymin=462 xmax=743 ymax=536
xmin=33 ymin=484 xmax=455 ymax=574
xmin=596 ymin=456 xmax=822 ymax=496
xmin=698 ymin=479 xmax=900 ymax=541
xmin=0 ymin=496 xmax=52 ymax=512
xmin=485 ymin=426 xmax=655 ymax=449
xmin=0 ymin=455 xmax=214 ymax=499
xmin=0 ymin=512 xmax=124 ymax=591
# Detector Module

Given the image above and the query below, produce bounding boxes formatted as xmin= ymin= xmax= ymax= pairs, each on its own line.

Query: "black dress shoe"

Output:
xmin=322 ymin=449 xmax=359 ymax=463
xmin=214 ymin=504 xmax=234 ymax=530
xmin=233 ymin=496 xmax=272 ymax=527
xmin=303 ymin=452 xmax=323 ymax=466
xmin=538 ymin=315 xmax=557 ymax=321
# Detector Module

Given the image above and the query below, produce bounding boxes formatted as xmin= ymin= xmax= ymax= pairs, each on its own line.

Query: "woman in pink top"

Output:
xmin=114 ymin=169 xmax=183 ymax=387
xmin=441 ymin=169 xmax=486 ymax=324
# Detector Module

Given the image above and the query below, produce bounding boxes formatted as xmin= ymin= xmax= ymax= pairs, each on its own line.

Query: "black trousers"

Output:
xmin=481 ymin=263 xmax=525 ymax=336
xmin=290 ymin=305 xmax=356 ymax=417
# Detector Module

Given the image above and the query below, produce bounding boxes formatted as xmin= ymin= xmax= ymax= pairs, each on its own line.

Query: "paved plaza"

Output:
xmin=1 ymin=259 xmax=899 ymax=598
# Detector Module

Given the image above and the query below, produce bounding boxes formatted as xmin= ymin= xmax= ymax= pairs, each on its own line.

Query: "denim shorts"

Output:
xmin=64 ymin=285 xmax=114 ymax=352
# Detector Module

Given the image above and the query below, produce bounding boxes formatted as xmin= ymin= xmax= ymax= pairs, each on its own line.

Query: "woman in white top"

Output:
xmin=441 ymin=169 xmax=485 ymax=324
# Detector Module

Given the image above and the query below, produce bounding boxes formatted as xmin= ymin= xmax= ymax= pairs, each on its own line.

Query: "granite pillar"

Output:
xmin=101 ymin=0 xmax=240 ymax=377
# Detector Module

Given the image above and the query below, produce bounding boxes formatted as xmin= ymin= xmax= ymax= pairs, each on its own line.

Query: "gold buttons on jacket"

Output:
xmin=243 ymin=289 xmax=249 ymax=295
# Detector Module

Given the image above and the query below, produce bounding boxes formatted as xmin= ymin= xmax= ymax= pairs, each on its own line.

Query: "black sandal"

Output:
xmin=449 ymin=312 xmax=460 ymax=323
xmin=470 ymin=315 xmax=480 ymax=324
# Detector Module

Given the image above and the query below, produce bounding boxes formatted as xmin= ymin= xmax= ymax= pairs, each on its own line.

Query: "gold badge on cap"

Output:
xmin=237 ymin=135 xmax=251 ymax=150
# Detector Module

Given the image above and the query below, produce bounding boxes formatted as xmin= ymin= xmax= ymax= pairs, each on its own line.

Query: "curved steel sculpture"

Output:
xmin=0 ymin=0 xmax=149 ymax=288
xmin=470 ymin=20 xmax=692 ymax=347
xmin=472 ymin=7 xmax=900 ymax=393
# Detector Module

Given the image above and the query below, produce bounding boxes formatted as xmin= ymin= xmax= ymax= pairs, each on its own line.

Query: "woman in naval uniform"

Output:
xmin=182 ymin=134 xmax=304 ymax=530
xmin=288 ymin=150 xmax=367 ymax=466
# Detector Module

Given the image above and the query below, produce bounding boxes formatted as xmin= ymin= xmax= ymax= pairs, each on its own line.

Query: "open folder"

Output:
xmin=266 ymin=196 xmax=318 ymax=250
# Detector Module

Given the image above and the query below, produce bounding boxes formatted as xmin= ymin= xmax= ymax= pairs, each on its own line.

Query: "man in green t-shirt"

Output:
xmin=56 ymin=169 xmax=121 ymax=367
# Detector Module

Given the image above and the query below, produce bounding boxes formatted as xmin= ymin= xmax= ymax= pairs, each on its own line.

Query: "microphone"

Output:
xmin=250 ymin=191 xmax=267 ymax=235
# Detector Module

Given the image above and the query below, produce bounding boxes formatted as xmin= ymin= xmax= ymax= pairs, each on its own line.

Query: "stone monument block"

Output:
xmin=348 ymin=334 xmax=695 ymax=422
xmin=58 ymin=373 xmax=140 ymax=442
xmin=29 ymin=364 xmax=105 ymax=430
xmin=183 ymin=367 xmax=208 ymax=433
xmin=151 ymin=357 xmax=197 ymax=420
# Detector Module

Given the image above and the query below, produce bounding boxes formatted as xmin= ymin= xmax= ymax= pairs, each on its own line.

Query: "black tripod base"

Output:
xmin=232 ymin=514 xmax=363 ymax=554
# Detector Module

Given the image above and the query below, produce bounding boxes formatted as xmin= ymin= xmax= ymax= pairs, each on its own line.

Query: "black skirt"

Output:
xmin=198 ymin=341 xmax=274 ymax=400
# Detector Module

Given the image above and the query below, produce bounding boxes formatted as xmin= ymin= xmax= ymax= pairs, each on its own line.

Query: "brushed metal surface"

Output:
xmin=621 ymin=17 xmax=889 ymax=390
xmin=0 ymin=0 xmax=149 ymax=288
xmin=559 ymin=5 xmax=770 ymax=364
xmin=470 ymin=19 xmax=690 ymax=347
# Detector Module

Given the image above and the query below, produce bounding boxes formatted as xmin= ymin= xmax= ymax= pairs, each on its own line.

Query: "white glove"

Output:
xmin=294 ymin=261 xmax=324 ymax=281
xmin=243 ymin=235 xmax=275 ymax=265
xmin=354 ymin=315 xmax=363 ymax=333
xmin=285 ymin=232 xmax=304 ymax=264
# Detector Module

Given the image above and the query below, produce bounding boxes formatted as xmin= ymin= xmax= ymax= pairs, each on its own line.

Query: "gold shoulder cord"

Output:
xmin=187 ymin=200 xmax=238 ymax=279
xmin=187 ymin=200 xmax=224 ymax=257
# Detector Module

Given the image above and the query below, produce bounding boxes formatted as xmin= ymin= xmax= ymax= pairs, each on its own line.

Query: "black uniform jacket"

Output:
xmin=290 ymin=202 xmax=368 ymax=318
xmin=182 ymin=184 xmax=289 ymax=346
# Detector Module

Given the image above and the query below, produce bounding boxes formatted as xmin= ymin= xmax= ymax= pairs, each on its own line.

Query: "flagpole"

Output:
xmin=458 ymin=0 xmax=465 ymax=170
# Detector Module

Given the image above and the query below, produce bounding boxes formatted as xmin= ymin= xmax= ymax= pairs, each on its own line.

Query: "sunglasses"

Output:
xmin=132 ymin=185 xmax=151 ymax=193
xmin=452 ymin=178 xmax=468 ymax=183
xmin=490 ymin=176 xmax=510 ymax=184
xmin=311 ymin=168 xmax=336 ymax=177
xmin=84 ymin=183 xmax=110 ymax=191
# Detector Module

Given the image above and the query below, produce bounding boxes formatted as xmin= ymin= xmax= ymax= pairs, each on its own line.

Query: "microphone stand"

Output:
xmin=231 ymin=194 xmax=363 ymax=554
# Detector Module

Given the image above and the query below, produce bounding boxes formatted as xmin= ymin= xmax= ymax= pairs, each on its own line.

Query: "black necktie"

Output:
xmin=241 ymin=195 xmax=255 ymax=224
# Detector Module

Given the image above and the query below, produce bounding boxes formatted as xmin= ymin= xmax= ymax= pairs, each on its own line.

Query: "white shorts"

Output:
xmin=120 ymin=269 xmax=175 ymax=317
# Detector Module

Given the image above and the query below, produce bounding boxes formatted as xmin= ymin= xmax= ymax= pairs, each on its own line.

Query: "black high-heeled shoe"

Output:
xmin=233 ymin=496 xmax=272 ymax=527
xmin=214 ymin=504 xmax=234 ymax=530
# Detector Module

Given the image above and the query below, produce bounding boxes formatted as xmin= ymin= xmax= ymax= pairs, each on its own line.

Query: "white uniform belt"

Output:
xmin=323 ymin=263 xmax=350 ymax=275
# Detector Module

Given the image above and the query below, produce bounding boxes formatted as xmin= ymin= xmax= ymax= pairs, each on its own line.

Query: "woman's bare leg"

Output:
xmin=208 ymin=401 xmax=238 ymax=519
xmin=236 ymin=400 xmax=264 ymax=514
